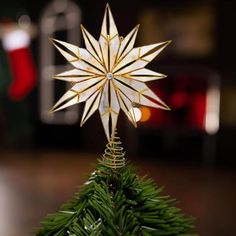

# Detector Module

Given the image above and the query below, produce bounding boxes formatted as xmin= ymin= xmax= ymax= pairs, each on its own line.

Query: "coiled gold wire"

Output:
xmin=102 ymin=131 xmax=126 ymax=169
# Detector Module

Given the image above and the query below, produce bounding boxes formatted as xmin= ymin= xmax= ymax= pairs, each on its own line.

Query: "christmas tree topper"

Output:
xmin=51 ymin=3 xmax=171 ymax=140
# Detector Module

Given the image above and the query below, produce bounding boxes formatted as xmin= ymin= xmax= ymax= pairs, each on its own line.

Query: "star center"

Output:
xmin=106 ymin=72 xmax=114 ymax=80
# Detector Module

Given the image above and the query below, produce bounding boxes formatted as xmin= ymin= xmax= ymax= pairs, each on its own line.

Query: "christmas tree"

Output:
xmin=36 ymin=4 xmax=197 ymax=235
xmin=36 ymin=133 xmax=196 ymax=236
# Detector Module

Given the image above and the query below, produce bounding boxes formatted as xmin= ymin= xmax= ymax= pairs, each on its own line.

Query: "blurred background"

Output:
xmin=0 ymin=0 xmax=236 ymax=235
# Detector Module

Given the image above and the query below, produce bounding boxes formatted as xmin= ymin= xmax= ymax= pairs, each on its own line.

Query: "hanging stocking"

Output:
xmin=2 ymin=28 xmax=37 ymax=101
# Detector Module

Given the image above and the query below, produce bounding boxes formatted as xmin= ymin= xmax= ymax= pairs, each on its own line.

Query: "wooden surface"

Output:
xmin=0 ymin=150 xmax=235 ymax=236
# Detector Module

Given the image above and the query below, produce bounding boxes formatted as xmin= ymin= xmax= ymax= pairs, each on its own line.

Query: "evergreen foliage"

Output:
xmin=36 ymin=137 xmax=197 ymax=236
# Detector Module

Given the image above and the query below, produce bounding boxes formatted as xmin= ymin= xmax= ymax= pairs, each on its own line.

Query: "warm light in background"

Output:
xmin=140 ymin=107 xmax=151 ymax=122
xmin=205 ymin=85 xmax=220 ymax=134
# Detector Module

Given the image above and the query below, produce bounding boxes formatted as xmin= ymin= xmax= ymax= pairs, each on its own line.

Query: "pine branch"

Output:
xmin=36 ymin=161 xmax=197 ymax=236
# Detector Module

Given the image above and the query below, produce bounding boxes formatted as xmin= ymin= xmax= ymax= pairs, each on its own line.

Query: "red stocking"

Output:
xmin=2 ymin=29 xmax=37 ymax=101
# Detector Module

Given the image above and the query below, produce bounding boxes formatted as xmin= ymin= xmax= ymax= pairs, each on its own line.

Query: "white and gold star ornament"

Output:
xmin=51 ymin=4 xmax=171 ymax=140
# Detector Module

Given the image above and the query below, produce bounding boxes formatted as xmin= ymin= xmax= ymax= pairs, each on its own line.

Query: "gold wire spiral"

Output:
xmin=102 ymin=131 xmax=126 ymax=170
